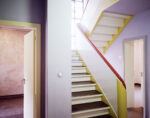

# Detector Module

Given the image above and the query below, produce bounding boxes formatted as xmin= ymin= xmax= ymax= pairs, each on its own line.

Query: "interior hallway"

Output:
xmin=0 ymin=96 xmax=23 ymax=118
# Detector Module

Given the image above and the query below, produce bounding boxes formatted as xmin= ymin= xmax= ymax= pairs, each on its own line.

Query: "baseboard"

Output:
xmin=0 ymin=94 xmax=24 ymax=100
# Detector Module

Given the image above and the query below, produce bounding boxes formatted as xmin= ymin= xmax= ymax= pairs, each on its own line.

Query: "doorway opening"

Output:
xmin=0 ymin=21 xmax=41 ymax=118
xmin=124 ymin=38 xmax=146 ymax=118
xmin=0 ymin=26 xmax=30 ymax=118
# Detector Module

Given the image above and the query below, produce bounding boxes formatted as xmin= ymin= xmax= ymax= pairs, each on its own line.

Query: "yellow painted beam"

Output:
xmin=103 ymin=16 xmax=133 ymax=53
xmin=0 ymin=20 xmax=40 ymax=28
xmin=117 ymin=79 xmax=127 ymax=118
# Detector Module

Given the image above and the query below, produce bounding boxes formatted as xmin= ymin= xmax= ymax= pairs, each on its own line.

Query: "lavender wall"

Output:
xmin=106 ymin=0 xmax=150 ymax=15
xmin=104 ymin=9 xmax=150 ymax=117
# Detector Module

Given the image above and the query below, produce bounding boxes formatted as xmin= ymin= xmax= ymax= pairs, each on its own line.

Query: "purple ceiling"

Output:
xmin=106 ymin=0 xmax=150 ymax=15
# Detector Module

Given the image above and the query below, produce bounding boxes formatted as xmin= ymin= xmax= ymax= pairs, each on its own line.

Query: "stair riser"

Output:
xmin=99 ymin=16 xmax=124 ymax=27
xmin=91 ymin=34 xmax=112 ymax=41
xmin=72 ymin=52 xmax=79 ymax=56
xmin=72 ymin=69 xmax=87 ymax=74
xmin=72 ymin=86 xmax=96 ymax=92
xmin=72 ymin=96 xmax=102 ymax=105
xmin=72 ymin=57 xmax=80 ymax=61
xmin=72 ymin=62 xmax=83 ymax=67
xmin=94 ymin=26 xmax=118 ymax=35
xmin=103 ymin=12 xmax=130 ymax=19
xmin=72 ymin=109 xmax=110 ymax=118
xmin=72 ymin=51 xmax=77 ymax=55
xmin=92 ymin=41 xmax=107 ymax=48
xmin=72 ymin=77 xmax=91 ymax=82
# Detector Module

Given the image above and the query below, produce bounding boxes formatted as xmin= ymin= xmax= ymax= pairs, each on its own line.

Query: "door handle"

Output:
xmin=22 ymin=78 xmax=26 ymax=84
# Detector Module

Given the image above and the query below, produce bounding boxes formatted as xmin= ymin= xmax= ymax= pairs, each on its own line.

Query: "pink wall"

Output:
xmin=0 ymin=29 xmax=27 ymax=96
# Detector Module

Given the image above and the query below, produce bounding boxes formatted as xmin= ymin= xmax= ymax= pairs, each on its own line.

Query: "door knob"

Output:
xmin=22 ymin=78 xmax=26 ymax=84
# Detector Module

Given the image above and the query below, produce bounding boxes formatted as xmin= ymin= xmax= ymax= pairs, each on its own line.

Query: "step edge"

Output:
xmin=72 ymin=106 xmax=110 ymax=115
xmin=72 ymin=94 xmax=102 ymax=100
xmin=72 ymin=84 xmax=96 ymax=87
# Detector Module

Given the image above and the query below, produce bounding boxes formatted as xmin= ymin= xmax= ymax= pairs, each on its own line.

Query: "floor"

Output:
xmin=134 ymin=84 xmax=143 ymax=107
xmin=127 ymin=107 xmax=143 ymax=118
xmin=0 ymin=97 xmax=23 ymax=118
xmin=127 ymin=84 xmax=143 ymax=118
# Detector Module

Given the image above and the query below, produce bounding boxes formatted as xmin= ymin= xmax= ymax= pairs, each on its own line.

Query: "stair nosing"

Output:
xmin=72 ymin=73 xmax=91 ymax=77
xmin=72 ymin=67 xmax=86 ymax=70
xmin=72 ymin=106 xmax=110 ymax=115
xmin=72 ymin=94 xmax=102 ymax=100
xmin=72 ymin=83 xmax=96 ymax=87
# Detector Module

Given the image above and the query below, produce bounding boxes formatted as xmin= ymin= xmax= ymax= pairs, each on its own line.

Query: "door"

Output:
xmin=124 ymin=41 xmax=134 ymax=108
xmin=24 ymin=30 xmax=35 ymax=118
xmin=134 ymin=40 xmax=144 ymax=84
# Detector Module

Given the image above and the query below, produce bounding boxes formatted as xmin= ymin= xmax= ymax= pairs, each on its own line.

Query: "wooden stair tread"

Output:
xmin=90 ymin=115 xmax=113 ymax=118
xmin=72 ymin=81 xmax=95 ymax=85
xmin=72 ymin=90 xmax=101 ymax=97
xmin=72 ymin=101 xmax=109 ymax=112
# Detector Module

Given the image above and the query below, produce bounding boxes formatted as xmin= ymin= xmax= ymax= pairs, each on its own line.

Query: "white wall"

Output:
xmin=47 ymin=0 xmax=71 ymax=118
xmin=75 ymin=29 xmax=118 ymax=114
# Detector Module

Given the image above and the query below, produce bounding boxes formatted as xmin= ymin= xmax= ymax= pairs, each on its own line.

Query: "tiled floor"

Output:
xmin=0 ymin=97 xmax=23 ymax=118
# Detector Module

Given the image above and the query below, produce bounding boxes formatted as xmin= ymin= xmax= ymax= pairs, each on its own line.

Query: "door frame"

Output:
xmin=123 ymin=36 xmax=147 ymax=118
xmin=0 ymin=20 xmax=41 ymax=118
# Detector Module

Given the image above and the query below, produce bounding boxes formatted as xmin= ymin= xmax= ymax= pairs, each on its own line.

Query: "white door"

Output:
xmin=24 ymin=30 xmax=35 ymax=118
xmin=134 ymin=40 xmax=144 ymax=84
xmin=124 ymin=41 xmax=134 ymax=108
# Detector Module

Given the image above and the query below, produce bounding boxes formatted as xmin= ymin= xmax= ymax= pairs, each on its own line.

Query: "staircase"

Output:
xmin=90 ymin=11 xmax=133 ymax=53
xmin=72 ymin=51 xmax=114 ymax=118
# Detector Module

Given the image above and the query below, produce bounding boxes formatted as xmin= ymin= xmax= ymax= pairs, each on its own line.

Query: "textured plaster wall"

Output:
xmin=0 ymin=29 xmax=26 ymax=96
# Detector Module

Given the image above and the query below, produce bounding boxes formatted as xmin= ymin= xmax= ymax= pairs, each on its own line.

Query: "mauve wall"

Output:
xmin=0 ymin=29 xmax=26 ymax=96
xmin=104 ymin=9 xmax=150 ymax=117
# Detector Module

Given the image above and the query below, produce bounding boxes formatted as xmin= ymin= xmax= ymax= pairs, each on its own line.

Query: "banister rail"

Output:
xmin=77 ymin=24 xmax=126 ymax=89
